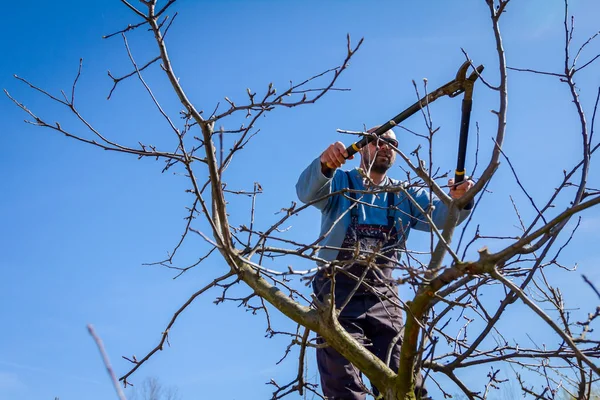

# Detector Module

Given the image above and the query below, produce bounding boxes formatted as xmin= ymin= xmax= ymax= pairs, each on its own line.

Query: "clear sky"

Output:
xmin=2 ymin=1 xmax=600 ymax=399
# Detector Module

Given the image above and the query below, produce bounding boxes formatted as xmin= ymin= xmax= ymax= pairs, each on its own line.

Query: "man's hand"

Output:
xmin=320 ymin=142 xmax=353 ymax=172
xmin=448 ymin=178 xmax=474 ymax=200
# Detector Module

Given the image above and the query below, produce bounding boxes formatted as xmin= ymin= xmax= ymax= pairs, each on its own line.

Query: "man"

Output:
xmin=296 ymin=128 xmax=473 ymax=399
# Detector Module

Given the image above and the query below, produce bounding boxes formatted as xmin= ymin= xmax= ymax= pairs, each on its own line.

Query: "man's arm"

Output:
xmin=296 ymin=157 xmax=335 ymax=210
xmin=295 ymin=142 xmax=353 ymax=210
xmin=408 ymin=179 xmax=474 ymax=231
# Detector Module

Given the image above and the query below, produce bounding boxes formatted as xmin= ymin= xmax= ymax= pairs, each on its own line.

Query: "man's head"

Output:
xmin=360 ymin=127 xmax=397 ymax=175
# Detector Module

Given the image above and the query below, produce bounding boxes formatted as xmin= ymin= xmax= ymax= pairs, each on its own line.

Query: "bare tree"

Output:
xmin=559 ymin=387 xmax=600 ymax=400
xmin=5 ymin=0 xmax=600 ymax=399
xmin=129 ymin=377 xmax=181 ymax=400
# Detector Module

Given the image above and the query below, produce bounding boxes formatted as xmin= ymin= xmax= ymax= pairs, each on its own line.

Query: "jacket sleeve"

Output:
xmin=407 ymin=186 xmax=471 ymax=231
xmin=296 ymin=157 xmax=337 ymax=211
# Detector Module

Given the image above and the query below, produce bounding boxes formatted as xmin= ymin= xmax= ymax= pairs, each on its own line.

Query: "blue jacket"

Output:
xmin=296 ymin=157 xmax=470 ymax=263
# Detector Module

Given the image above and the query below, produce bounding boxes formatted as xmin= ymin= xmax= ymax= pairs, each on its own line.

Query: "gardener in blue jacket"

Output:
xmin=296 ymin=128 xmax=473 ymax=399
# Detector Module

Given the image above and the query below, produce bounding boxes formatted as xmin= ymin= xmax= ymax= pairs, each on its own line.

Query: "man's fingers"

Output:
xmin=448 ymin=178 xmax=474 ymax=199
xmin=448 ymin=178 xmax=472 ymax=189
xmin=324 ymin=155 xmax=341 ymax=169
xmin=457 ymin=180 xmax=474 ymax=190
xmin=321 ymin=142 xmax=353 ymax=170
xmin=333 ymin=142 xmax=349 ymax=161
xmin=333 ymin=150 xmax=346 ymax=165
xmin=322 ymin=142 xmax=349 ymax=169
xmin=324 ymin=154 xmax=341 ymax=169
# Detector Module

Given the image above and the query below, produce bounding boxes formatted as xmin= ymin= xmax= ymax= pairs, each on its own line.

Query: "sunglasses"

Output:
xmin=371 ymin=137 xmax=398 ymax=148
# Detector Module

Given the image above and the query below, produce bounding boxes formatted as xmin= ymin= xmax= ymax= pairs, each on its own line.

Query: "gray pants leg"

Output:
xmin=363 ymin=291 xmax=427 ymax=398
xmin=314 ymin=284 xmax=427 ymax=399
xmin=313 ymin=278 xmax=371 ymax=399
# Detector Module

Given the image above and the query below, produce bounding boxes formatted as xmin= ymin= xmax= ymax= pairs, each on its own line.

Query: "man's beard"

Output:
xmin=366 ymin=155 xmax=392 ymax=174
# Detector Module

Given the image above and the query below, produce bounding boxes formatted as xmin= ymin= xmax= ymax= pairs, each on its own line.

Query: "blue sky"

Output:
xmin=2 ymin=1 xmax=600 ymax=399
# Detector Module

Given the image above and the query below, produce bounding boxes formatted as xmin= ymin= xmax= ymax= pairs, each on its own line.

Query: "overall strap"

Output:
xmin=386 ymin=189 xmax=396 ymax=230
xmin=345 ymin=171 xmax=358 ymax=217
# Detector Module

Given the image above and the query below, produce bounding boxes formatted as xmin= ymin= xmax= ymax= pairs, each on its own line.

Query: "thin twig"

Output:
xmin=87 ymin=325 xmax=127 ymax=400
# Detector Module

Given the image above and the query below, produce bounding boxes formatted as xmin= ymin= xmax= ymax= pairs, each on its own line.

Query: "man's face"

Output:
xmin=361 ymin=130 xmax=397 ymax=174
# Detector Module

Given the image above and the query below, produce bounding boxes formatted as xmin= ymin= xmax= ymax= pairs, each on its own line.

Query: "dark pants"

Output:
xmin=314 ymin=278 xmax=426 ymax=399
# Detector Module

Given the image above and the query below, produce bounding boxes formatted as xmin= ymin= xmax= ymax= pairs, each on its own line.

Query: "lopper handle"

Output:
xmin=454 ymin=98 xmax=472 ymax=184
